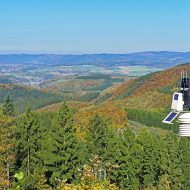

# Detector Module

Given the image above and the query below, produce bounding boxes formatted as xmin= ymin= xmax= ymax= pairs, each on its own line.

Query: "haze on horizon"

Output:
xmin=0 ymin=0 xmax=190 ymax=54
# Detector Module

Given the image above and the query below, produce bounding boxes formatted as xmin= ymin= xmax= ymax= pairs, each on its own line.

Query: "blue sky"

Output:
xmin=0 ymin=0 xmax=190 ymax=53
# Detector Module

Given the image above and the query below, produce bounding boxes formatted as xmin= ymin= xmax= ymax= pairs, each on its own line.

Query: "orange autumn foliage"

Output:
xmin=133 ymin=64 xmax=190 ymax=96
xmin=74 ymin=101 xmax=127 ymax=129
xmin=108 ymin=79 xmax=134 ymax=101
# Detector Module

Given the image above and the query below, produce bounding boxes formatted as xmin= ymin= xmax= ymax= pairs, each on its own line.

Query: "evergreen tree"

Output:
xmin=180 ymin=137 xmax=190 ymax=189
xmin=3 ymin=94 xmax=15 ymax=116
xmin=137 ymin=129 xmax=160 ymax=189
xmin=87 ymin=114 xmax=107 ymax=157
xmin=104 ymin=127 xmax=121 ymax=182
xmin=159 ymin=134 xmax=182 ymax=189
xmin=15 ymin=109 xmax=45 ymax=189
xmin=86 ymin=115 xmax=118 ymax=184
xmin=109 ymin=129 xmax=142 ymax=189
xmin=0 ymin=109 xmax=15 ymax=189
xmin=42 ymin=103 xmax=83 ymax=187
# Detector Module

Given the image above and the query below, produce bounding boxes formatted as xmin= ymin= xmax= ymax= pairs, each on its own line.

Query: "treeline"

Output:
xmin=126 ymin=108 xmax=178 ymax=133
xmin=1 ymin=101 xmax=190 ymax=189
xmin=76 ymin=74 xmax=112 ymax=80
xmin=0 ymin=85 xmax=64 ymax=114
xmin=74 ymin=91 xmax=100 ymax=102
xmin=77 ymin=75 xmax=124 ymax=92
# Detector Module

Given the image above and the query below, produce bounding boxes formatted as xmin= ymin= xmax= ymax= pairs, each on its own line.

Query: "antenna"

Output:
xmin=186 ymin=71 xmax=188 ymax=79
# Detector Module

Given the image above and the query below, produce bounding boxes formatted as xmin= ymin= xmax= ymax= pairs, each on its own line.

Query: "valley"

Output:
xmin=1 ymin=54 xmax=190 ymax=189
xmin=1 ymin=0 xmax=190 ymax=188
xmin=1 ymin=51 xmax=190 ymax=87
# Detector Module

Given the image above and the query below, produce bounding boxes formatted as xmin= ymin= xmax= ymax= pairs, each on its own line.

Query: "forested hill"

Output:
xmin=38 ymin=63 xmax=190 ymax=115
xmin=72 ymin=62 xmax=188 ymax=110
xmin=0 ymin=84 xmax=65 ymax=114
xmin=35 ymin=63 xmax=190 ymax=134
xmin=1 ymin=64 xmax=190 ymax=189
xmin=111 ymin=63 xmax=190 ymax=110
xmin=63 ymin=63 xmax=190 ymax=132
xmin=0 ymin=51 xmax=190 ymax=68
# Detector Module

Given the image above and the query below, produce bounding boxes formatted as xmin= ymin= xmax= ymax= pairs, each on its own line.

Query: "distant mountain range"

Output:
xmin=1 ymin=51 xmax=190 ymax=86
xmin=0 ymin=51 xmax=190 ymax=68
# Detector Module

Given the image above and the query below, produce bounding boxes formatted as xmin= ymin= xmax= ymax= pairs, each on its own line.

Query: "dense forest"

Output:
xmin=0 ymin=85 xmax=65 ymax=114
xmin=1 ymin=64 xmax=190 ymax=189
xmin=1 ymin=95 xmax=190 ymax=190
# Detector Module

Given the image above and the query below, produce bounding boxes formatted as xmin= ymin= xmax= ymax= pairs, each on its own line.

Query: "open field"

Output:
xmin=0 ymin=64 xmax=162 ymax=87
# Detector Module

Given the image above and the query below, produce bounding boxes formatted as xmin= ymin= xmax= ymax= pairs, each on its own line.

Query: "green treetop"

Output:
xmin=3 ymin=94 xmax=15 ymax=116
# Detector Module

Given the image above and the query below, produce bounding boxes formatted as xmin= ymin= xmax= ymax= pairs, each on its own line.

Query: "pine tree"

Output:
xmin=109 ymin=129 xmax=142 ymax=189
xmin=0 ymin=109 xmax=15 ymax=189
xmin=159 ymin=133 xmax=182 ymax=189
xmin=85 ymin=114 xmax=113 ymax=184
xmin=42 ymin=103 xmax=83 ymax=187
xmin=3 ymin=94 xmax=15 ymax=116
xmin=87 ymin=114 xmax=107 ymax=157
xmin=104 ymin=127 xmax=120 ymax=182
xmin=180 ymin=137 xmax=190 ymax=189
xmin=15 ymin=109 xmax=45 ymax=188
xmin=137 ymin=129 xmax=160 ymax=189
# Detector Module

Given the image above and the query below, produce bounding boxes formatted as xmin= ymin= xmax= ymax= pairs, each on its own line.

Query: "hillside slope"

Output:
xmin=73 ymin=63 xmax=190 ymax=130
xmin=0 ymin=84 xmax=65 ymax=114
xmin=36 ymin=63 xmax=190 ymax=131
xmin=103 ymin=63 xmax=190 ymax=111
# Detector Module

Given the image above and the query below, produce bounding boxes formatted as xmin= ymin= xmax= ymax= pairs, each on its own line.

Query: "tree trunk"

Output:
xmin=6 ymin=162 xmax=10 ymax=189
xmin=27 ymin=137 xmax=30 ymax=176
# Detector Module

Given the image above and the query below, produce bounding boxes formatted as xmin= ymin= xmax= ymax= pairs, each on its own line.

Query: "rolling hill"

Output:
xmin=112 ymin=63 xmax=190 ymax=111
xmin=1 ymin=51 xmax=190 ymax=86
xmin=34 ymin=63 xmax=190 ymax=133
xmin=2 ymin=62 xmax=190 ymax=130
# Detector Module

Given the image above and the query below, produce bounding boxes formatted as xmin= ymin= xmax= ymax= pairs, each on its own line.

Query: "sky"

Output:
xmin=0 ymin=0 xmax=190 ymax=54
